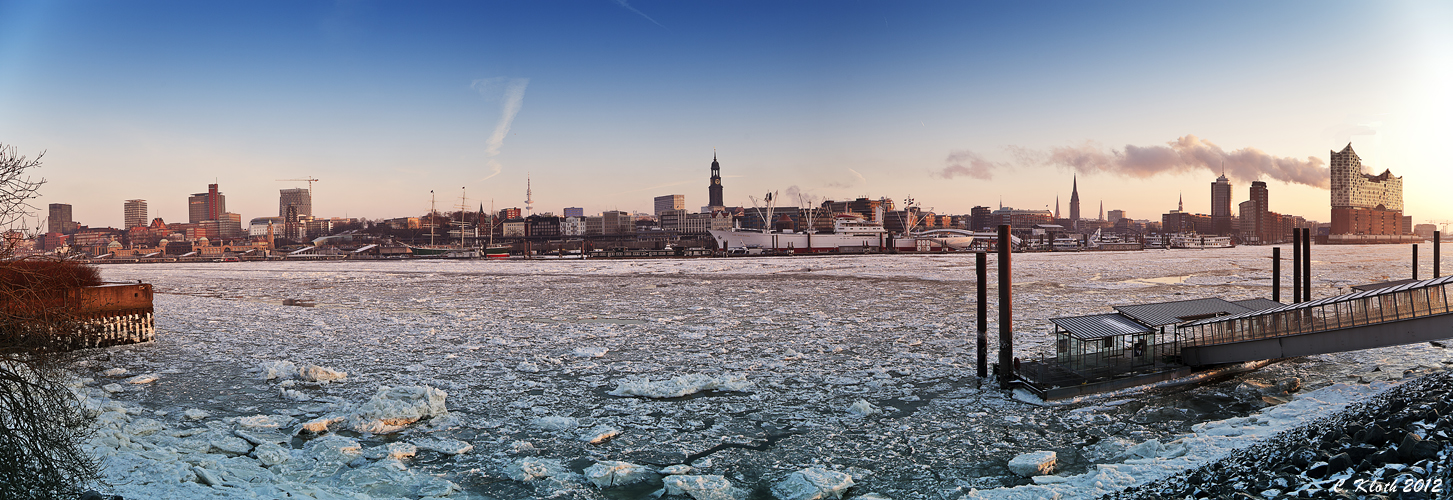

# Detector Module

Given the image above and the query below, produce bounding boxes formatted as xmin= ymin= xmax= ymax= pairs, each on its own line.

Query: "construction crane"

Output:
xmin=1430 ymin=220 xmax=1452 ymax=236
xmin=276 ymin=177 xmax=319 ymax=192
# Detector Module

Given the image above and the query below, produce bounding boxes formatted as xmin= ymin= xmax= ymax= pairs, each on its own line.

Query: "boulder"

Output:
xmin=1007 ymin=450 xmax=1057 ymax=477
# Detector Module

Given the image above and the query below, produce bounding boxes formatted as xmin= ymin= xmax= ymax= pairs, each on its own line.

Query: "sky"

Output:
xmin=1 ymin=1 xmax=1451 ymax=229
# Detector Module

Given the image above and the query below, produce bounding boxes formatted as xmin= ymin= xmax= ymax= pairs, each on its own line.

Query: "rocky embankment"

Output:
xmin=1110 ymin=371 xmax=1453 ymax=500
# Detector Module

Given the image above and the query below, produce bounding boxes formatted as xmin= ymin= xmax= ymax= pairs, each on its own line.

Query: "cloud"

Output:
xmin=824 ymin=169 xmax=868 ymax=189
xmin=935 ymin=150 xmax=1000 ymax=180
xmin=470 ymin=78 xmax=529 ymax=180
xmin=956 ymin=135 xmax=1329 ymax=189
xmin=613 ymin=0 xmax=664 ymax=27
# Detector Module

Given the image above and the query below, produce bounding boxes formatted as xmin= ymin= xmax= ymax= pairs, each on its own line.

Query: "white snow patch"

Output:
xmin=771 ymin=467 xmax=856 ymax=500
xmin=183 ymin=409 xmax=209 ymax=421
xmin=411 ymin=437 xmax=473 ymax=455
xmin=533 ymin=415 xmax=579 ymax=431
xmin=298 ymin=364 xmax=347 ymax=383
xmin=124 ymin=374 xmax=158 ymax=384
xmin=1007 ymin=451 xmax=1057 ymax=477
xmin=847 ymin=399 xmax=879 ymax=417
xmin=583 ymin=460 xmax=653 ymax=488
xmin=579 ymin=425 xmax=621 ymax=444
xmin=607 ymin=374 xmax=752 ymax=398
xmin=662 ymin=464 xmax=693 ymax=475
xmin=256 ymin=360 xmax=297 ymax=380
xmin=663 ymin=474 xmax=746 ymax=500
xmin=572 ymin=346 xmax=609 ymax=358
xmin=505 ymin=457 xmax=567 ymax=481
xmin=348 ymin=385 xmax=449 ymax=434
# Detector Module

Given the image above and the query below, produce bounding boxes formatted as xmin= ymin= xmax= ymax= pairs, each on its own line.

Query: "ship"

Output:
xmin=709 ymin=213 xmax=890 ymax=254
xmin=1168 ymin=234 xmax=1233 ymax=249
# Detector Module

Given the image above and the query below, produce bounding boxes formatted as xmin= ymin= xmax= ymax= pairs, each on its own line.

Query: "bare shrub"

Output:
xmin=0 ymin=143 xmax=100 ymax=499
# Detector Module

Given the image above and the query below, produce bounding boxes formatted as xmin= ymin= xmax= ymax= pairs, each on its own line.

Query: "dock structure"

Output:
xmin=1017 ymin=276 xmax=1453 ymax=400
xmin=1018 ymin=297 xmax=1282 ymax=400
xmin=1178 ymin=276 xmax=1453 ymax=366
xmin=5 ymin=282 xmax=156 ymax=350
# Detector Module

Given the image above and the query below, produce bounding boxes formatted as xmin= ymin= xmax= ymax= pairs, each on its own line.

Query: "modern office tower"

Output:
xmin=48 ymin=203 xmax=74 ymax=234
xmin=970 ymin=206 xmax=992 ymax=231
xmin=124 ymin=199 xmax=148 ymax=229
xmin=654 ymin=194 xmax=685 ymax=215
xmin=1211 ymin=173 xmax=1232 ymax=235
xmin=279 ymin=188 xmax=312 ymax=218
xmin=1249 ymin=181 xmax=1270 ymax=243
xmin=189 ymin=184 xmax=226 ymax=224
xmin=1329 ymin=143 xmax=1404 ymax=239
xmin=708 ymin=153 xmax=724 ymax=211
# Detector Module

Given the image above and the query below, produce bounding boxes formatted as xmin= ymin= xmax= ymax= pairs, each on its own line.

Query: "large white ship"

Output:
xmin=710 ymin=214 xmax=891 ymax=254
xmin=1169 ymin=234 xmax=1234 ymax=249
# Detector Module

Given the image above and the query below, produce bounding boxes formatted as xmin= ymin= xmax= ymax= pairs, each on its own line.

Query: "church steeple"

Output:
xmin=1068 ymin=174 xmax=1081 ymax=223
xmin=708 ymin=151 xmax=724 ymax=211
xmin=1178 ymin=192 xmax=1183 ymax=212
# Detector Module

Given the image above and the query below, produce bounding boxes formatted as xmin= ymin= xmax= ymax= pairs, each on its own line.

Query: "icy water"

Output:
xmin=82 ymin=246 xmax=1453 ymax=499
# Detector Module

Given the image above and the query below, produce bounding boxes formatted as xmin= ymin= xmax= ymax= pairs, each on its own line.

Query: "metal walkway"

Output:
xmin=1178 ymin=275 xmax=1453 ymax=366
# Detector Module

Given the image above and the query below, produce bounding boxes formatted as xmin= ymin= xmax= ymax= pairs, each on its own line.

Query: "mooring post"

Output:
xmin=1303 ymin=228 xmax=1311 ymax=302
xmin=1414 ymin=244 xmax=1420 ymax=281
xmin=997 ymin=224 xmax=1013 ymax=390
xmin=1292 ymin=231 xmax=1302 ymax=304
xmin=976 ymin=251 xmax=988 ymax=379
xmin=1272 ymin=247 xmax=1281 ymax=303
xmin=1437 ymin=231 xmax=1442 ymax=279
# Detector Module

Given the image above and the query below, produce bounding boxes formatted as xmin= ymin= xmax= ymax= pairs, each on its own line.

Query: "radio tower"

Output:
xmin=524 ymin=175 xmax=534 ymax=216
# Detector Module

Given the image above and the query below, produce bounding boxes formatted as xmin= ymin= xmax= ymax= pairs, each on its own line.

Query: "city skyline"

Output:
xmin=2 ymin=2 xmax=1450 ymax=228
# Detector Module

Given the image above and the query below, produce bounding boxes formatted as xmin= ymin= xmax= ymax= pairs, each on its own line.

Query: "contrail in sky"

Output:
xmin=614 ymin=0 xmax=664 ymax=27
xmin=471 ymin=77 xmax=529 ymax=181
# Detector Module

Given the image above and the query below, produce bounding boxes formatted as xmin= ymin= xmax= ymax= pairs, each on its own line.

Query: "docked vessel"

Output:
xmin=709 ymin=214 xmax=889 ymax=254
xmin=1168 ymin=234 xmax=1233 ymax=249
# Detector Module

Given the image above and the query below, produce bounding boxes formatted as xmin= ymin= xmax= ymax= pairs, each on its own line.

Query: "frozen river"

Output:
xmin=81 ymin=245 xmax=1453 ymax=499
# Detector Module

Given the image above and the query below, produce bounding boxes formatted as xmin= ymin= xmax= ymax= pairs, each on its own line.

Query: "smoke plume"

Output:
xmin=942 ymin=135 xmax=1329 ymax=188
xmin=935 ymin=150 xmax=1000 ymax=180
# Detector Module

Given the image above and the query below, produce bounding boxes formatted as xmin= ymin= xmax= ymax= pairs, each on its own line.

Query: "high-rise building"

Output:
xmin=124 ymin=200 xmax=148 ymax=229
xmin=1329 ymin=143 xmax=1404 ymax=240
xmin=708 ymin=153 xmax=724 ymax=211
xmin=1211 ymin=174 xmax=1232 ymax=235
xmin=1069 ymin=175 xmax=1081 ymax=224
xmin=188 ymin=184 xmax=226 ymax=224
xmin=1249 ymin=181 xmax=1269 ymax=244
xmin=654 ymin=195 xmax=685 ymax=215
xmin=47 ymin=203 xmax=74 ymax=234
xmin=970 ymin=206 xmax=992 ymax=232
xmin=279 ymin=188 xmax=312 ymax=218
xmin=1107 ymin=210 xmax=1126 ymax=224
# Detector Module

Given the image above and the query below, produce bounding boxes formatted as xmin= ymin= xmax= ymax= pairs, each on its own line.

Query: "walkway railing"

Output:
xmin=1180 ymin=275 xmax=1453 ymax=348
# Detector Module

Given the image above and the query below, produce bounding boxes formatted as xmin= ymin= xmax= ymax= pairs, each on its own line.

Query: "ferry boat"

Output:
xmin=1169 ymin=234 xmax=1233 ymax=249
xmin=709 ymin=214 xmax=888 ymax=253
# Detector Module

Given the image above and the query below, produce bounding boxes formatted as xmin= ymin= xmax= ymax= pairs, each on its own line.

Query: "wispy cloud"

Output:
xmin=470 ymin=77 xmax=530 ymax=181
xmin=613 ymin=0 xmax=664 ymax=27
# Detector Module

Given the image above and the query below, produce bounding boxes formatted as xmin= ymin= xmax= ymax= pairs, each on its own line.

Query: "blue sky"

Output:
xmin=1 ymin=1 xmax=1449 ymax=228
